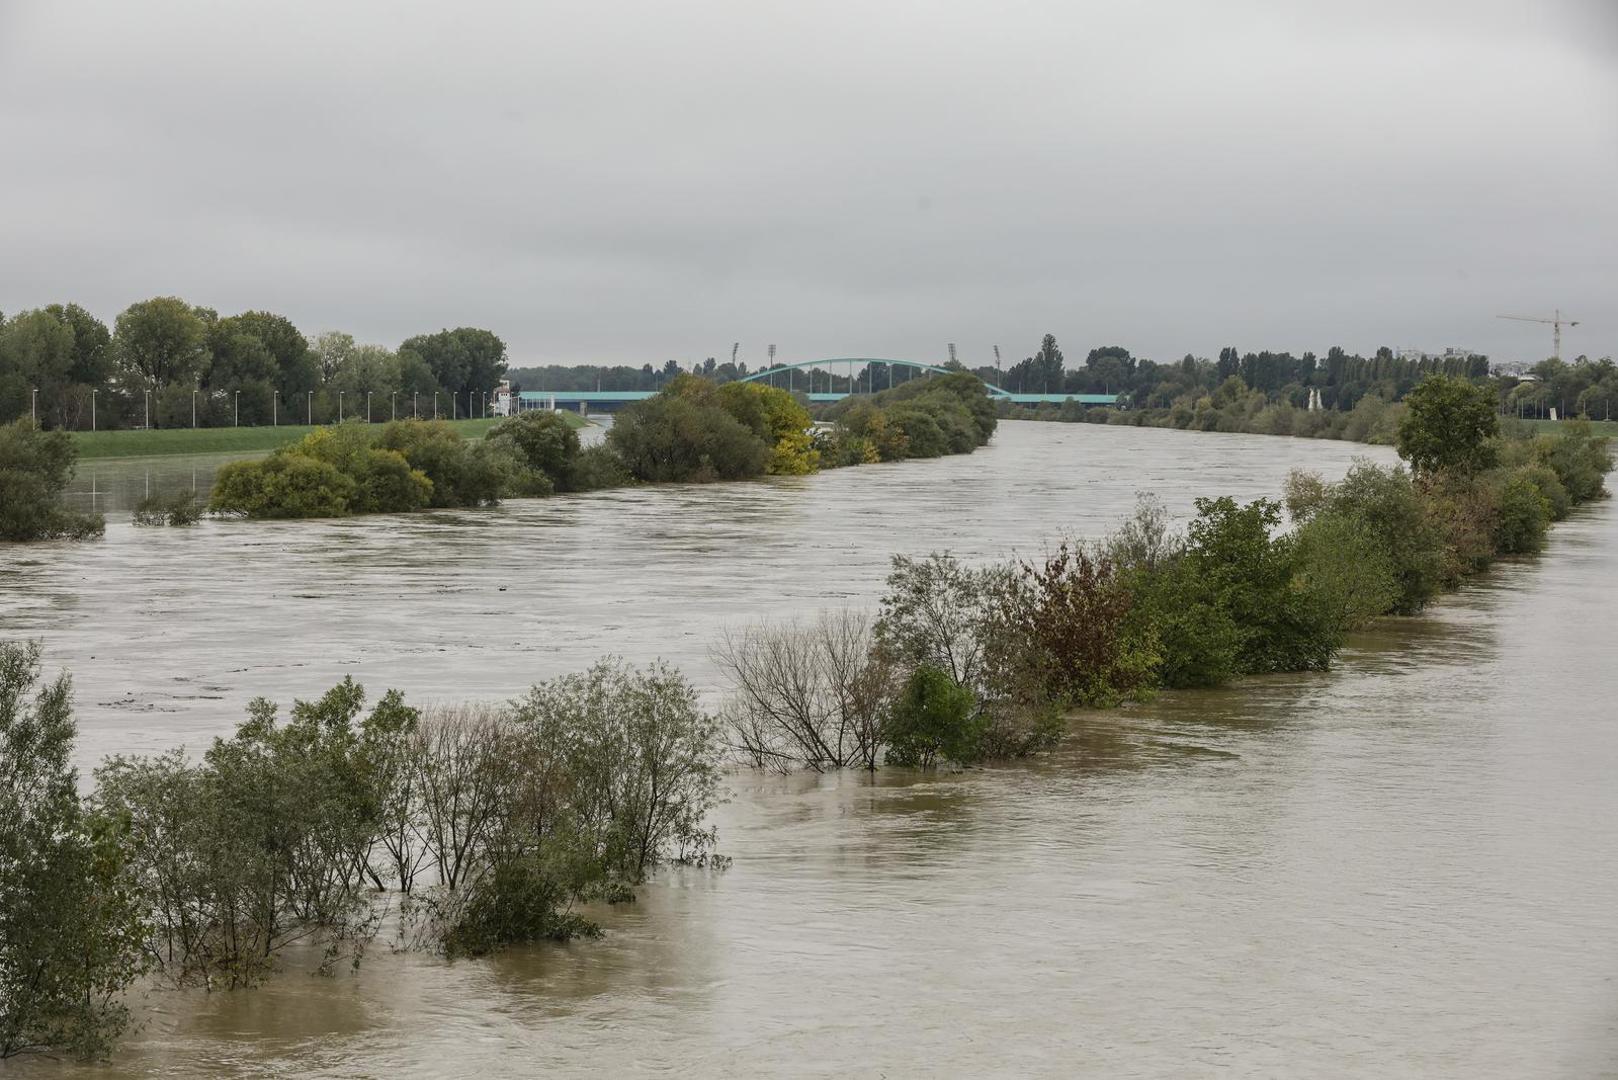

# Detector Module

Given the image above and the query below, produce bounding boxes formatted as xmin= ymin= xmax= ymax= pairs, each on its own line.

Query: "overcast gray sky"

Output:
xmin=2 ymin=0 xmax=1614 ymax=369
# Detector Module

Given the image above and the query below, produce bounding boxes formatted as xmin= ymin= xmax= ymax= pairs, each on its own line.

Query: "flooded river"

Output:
xmin=3 ymin=422 xmax=1615 ymax=1077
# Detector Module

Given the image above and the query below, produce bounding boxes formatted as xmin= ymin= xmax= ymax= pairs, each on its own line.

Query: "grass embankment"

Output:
xmin=71 ymin=413 xmax=588 ymax=460
xmin=1516 ymin=417 xmax=1618 ymax=436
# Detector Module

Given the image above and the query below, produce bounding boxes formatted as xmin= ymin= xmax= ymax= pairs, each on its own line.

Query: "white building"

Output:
xmin=491 ymin=379 xmax=515 ymax=417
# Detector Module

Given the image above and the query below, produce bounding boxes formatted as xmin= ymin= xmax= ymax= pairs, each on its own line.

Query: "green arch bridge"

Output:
xmin=516 ymin=358 xmax=1118 ymax=411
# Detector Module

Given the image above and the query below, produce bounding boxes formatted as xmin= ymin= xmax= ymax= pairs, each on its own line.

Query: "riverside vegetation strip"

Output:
xmin=69 ymin=415 xmax=580 ymax=461
xmin=2 ymin=370 xmax=996 ymax=538
xmin=0 ymin=374 xmax=1609 ymax=1061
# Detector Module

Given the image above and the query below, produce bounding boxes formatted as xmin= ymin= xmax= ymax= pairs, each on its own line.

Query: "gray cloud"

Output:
xmin=1 ymin=0 xmax=1614 ymax=369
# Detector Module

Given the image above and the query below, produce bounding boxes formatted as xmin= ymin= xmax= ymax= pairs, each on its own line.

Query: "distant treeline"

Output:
xmin=0 ymin=298 xmax=510 ymax=430
xmin=966 ymin=335 xmax=1499 ymax=407
xmin=993 ymin=335 xmax=1618 ymax=436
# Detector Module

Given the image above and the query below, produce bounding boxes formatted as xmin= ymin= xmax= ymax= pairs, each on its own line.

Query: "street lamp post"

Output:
xmin=273 ymin=392 xmax=278 ymax=426
xmin=433 ymin=393 xmax=439 ymax=420
xmin=144 ymin=390 xmax=150 ymax=430
xmin=91 ymin=389 xmax=97 ymax=432
xmin=338 ymin=391 xmax=344 ymax=423
xmin=31 ymin=388 xmax=37 ymax=422
xmin=307 ymin=390 xmax=313 ymax=425
xmin=366 ymin=391 xmax=372 ymax=423
xmin=191 ymin=389 xmax=197 ymax=429
xmin=391 ymin=392 xmax=397 ymax=421
xmin=234 ymin=390 xmax=240 ymax=427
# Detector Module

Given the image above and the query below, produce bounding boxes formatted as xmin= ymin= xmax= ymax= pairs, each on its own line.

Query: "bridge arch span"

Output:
xmin=734 ymin=358 xmax=1013 ymax=399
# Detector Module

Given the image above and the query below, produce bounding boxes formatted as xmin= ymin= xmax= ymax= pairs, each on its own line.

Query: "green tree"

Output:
xmin=46 ymin=304 xmax=114 ymax=391
xmin=1395 ymin=374 xmax=1499 ymax=477
xmin=1291 ymin=510 xmax=1401 ymax=632
xmin=113 ymin=298 xmax=212 ymax=414
xmin=222 ymin=311 xmax=314 ymax=400
xmin=1491 ymin=470 xmax=1552 ymax=555
xmin=1532 ymin=419 xmax=1612 ymax=504
xmin=1286 ymin=463 xmax=1445 ymax=614
xmin=210 ymin=452 xmax=357 ymax=518
xmin=714 ymin=381 xmax=819 ymax=474
xmin=310 ymin=331 xmax=356 ymax=385
xmin=1 ymin=642 xmax=144 ymax=1059
xmin=398 ymin=328 xmax=508 ymax=398
xmin=513 ymin=659 xmax=723 ymax=884
xmin=484 ymin=410 xmax=582 ymax=488
xmin=0 ymin=421 xmax=103 ymax=542
xmin=994 ymin=543 xmax=1159 ymax=708
xmin=884 ymin=664 xmax=981 ymax=768
xmin=0 ymin=311 xmax=78 ymax=428
xmin=95 ymin=679 xmax=417 ymax=988
xmin=328 ymin=344 xmax=404 ymax=406
xmin=607 ymin=385 xmax=769 ymax=483
xmin=375 ymin=420 xmax=503 ymax=507
xmin=206 ymin=324 xmax=280 ymax=425
xmin=1136 ymin=496 xmax=1338 ymax=687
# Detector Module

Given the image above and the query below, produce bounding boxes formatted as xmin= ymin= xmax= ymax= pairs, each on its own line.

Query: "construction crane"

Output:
xmin=1497 ymin=309 xmax=1580 ymax=362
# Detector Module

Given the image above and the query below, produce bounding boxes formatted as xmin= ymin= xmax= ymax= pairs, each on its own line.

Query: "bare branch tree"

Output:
xmin=715 ymin=610 xmax=893 ymax=771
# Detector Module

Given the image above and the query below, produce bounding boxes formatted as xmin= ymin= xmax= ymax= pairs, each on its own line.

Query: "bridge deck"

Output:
xmin=516 ymin=390 xmax=1117 ymax=407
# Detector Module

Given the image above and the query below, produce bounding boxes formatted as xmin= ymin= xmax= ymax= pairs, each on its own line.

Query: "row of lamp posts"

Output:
xmin=29 ymin=387 xmax=495 ymax=430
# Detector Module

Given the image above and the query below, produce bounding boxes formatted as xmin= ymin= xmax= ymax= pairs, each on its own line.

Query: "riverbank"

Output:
xmin=69 ymin=414 xmax=588 ymax=460
xmin=1517 ymin=416 xmax=1618 ymax=435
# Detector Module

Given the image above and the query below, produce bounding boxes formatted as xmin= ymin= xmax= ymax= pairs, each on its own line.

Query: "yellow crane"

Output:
xmin=1497 ymin=309 xmax=1580 ymax=362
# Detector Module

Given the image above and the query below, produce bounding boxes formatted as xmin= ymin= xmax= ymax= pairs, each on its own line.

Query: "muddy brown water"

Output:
xmin=3 ymin=422 xmax=1614 ymax=1078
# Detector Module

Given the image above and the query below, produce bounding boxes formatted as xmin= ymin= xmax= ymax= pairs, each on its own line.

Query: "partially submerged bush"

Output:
xmin=93 ymin=679 xmax=418 ymax=988
xmin=211 ymin=451 xmax=357 ymax=518
xmin=131 ymin=491 xmax=203 ymax=526
xmin=1532 ymin=419 xmax=1611 ymax=504
xmin=991 ymin=542 xmax=1160 ymax=708
xmin=80 ymin=657 xmax=726 ymax=991
xmin=884 ymin=664 xmax=981 ymax=768
xmin=373 ymin=421 xmax=500 ymax=508
xmin=1287 ymin=462 xmax=1444 ymax=614
xmin=0 ymin=419 xmax=103 ymax=542
xmin=607 ymin=388 xmax=769 ymax=483
xmin=607 ymin=376 xmax=823 ymax=483
xmin=483 ymin=410 xmax=581 ymax=489
xmin=408 ymin=661 xmax=725 ymax=957
xmin=1491 ymin=469 xmax=1552 ymax=555
xmin=716 ymin=611 xmax=891 ymax=772
xmin=1 ymin=642 xmax=143 ymax=1060
xmin=819 ymin=371 xmax=996 ymax=463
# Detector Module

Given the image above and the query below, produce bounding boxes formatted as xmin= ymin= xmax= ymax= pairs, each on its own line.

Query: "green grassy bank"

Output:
xmin=1515 ymin=417 xmax=1618 ymax=436
xmin=70 ymin=413 xmax=588 ymax=460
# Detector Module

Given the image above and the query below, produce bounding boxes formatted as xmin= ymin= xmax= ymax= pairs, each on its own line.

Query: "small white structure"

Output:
xmin=491 ymin=379 xmax=515 ymax=417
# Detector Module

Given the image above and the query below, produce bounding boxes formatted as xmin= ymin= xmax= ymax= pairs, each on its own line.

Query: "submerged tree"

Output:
xmin=0 ymin=642 xmax=144 ymax=1060
xmin=0 ymin=420 xmax=104 ymax=542
xmin=715 ymin=611 xmax=892 ymax=772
